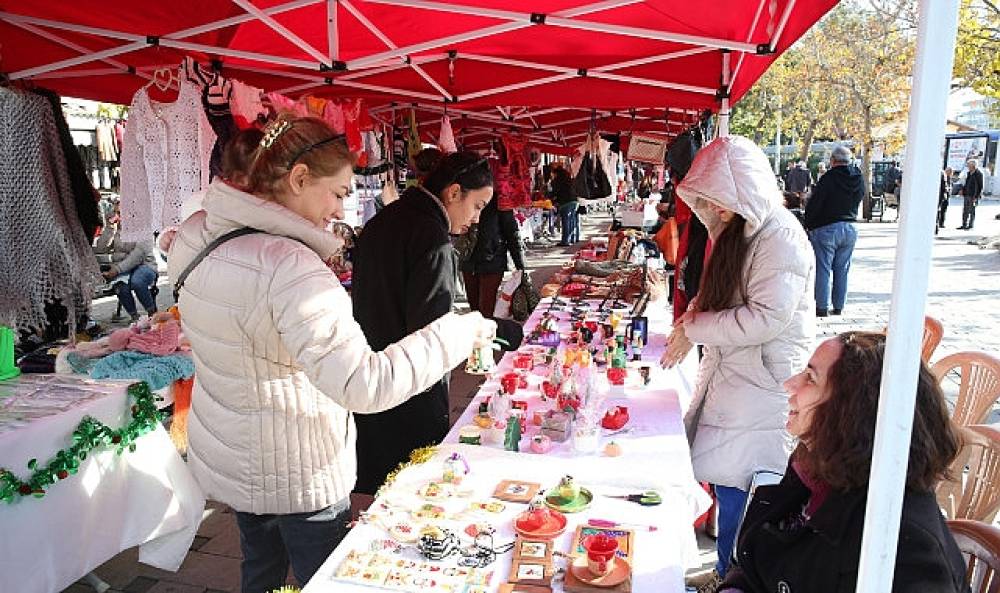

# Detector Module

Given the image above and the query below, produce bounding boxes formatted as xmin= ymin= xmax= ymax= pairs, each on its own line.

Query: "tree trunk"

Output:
xmin=861 ymin=107 xmax=875 ymax=221
xmin=799 ymin=119 xmax=819 ymax=161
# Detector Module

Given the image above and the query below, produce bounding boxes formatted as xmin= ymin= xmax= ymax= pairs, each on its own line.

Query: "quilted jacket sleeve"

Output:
xmin=683 ymin=224 xmax=811 ymax=348
xmin=269 ymin=248 xmax=479 ymax=414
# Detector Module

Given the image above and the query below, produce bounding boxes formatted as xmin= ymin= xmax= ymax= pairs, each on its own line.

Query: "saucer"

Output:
xmin=570 ymin=555 xmax=631 ymax=588
xmin=543 ymin=487 xmax=593 ymax=513
xmin=513 ymin=508 xmax=568 ymax=539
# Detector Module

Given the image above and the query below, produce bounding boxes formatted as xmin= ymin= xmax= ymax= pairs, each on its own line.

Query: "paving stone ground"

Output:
xmin=73 ymin=200 xmax=1000 ymax=592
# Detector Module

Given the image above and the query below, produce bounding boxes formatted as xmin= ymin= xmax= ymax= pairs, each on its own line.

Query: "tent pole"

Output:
xmin=231 ymin=0 xmax=330 ymax=63
xmin=768 ymin=0 xmax=799 ymax=53
xmin=718 ymin=51 xmax=731 ymax=136
xmin=327 ymin=0 xmax=339 ymax=61
xmin=854 ymin=0 xmax=959 ymax=591
xmin=730 ymin=0 xmax=768 ymax=93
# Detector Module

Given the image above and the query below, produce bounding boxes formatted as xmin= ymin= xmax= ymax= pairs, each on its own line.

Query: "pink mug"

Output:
xmin=582 ymin=534 xmax=619 ymax=576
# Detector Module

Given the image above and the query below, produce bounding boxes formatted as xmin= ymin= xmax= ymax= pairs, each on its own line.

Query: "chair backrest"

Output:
xmin=880 ymin=315 xmax=943 ymax=363
xmin=922 ymin=315 xmax=944 ymax=363
xmin=948 ymin=518 xmax=1000 ymax=593
xmin=938 ymin=425 xmax=1000 ymax=522
xmin=933 ymin=352 xmax=1000 ymax=426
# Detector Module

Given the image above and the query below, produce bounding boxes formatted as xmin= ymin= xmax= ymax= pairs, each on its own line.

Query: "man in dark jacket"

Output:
xmin=784 ymin=161 xmax=812 ymax=196
xmin=804 ymin=145 xmax=864 ymax=317
xmin=959 ymin=159 xmax=984 ymax=230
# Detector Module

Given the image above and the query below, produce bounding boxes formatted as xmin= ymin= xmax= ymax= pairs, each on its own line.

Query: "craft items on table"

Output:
xmin=334 ymin=549 xmax=493 ymax=593
xmin=543 ymin=476 xmax=593 ymax=513
xmin=465 ymin=340 xmax=498 ymax=375
xmin=503 ymin=416 xmax=522 ymax=452
xmin=417 ymin=481 xmax=455 ymax=502
xmin=442 ymin=452 xmax=470 ymax=485
xmin=508 ymin=536 xmax=555 ymax=586
xmin=603 ymin=441 xmax=623 ymax=457
xmin=540 ymin=411 xmax=572 ymax=442
xmin=513 ymin=502 xmax=568 ymax=540
xmin=605 ymin=490 xmax=662 ymax=507
xmin=459 ymin=425 xmax=483 ymax=445
xmin=493 ymin=480 xmax=541 ymax=504
xmin=529 ymin=434 xmax=553 ymax=454
xmin=563 ymin=524 xmax=635 ymax=593
xmin=600 ymin=406 xmax=630 ymax=430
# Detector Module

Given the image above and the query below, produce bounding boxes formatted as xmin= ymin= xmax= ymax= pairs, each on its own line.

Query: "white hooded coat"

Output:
xmin=676 ymin=135 xmax=816 ymax=490
xmin=168 ymin=181 xmax=481 ymax=514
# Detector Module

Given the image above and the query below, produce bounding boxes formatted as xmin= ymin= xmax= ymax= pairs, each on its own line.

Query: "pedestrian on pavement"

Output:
xmin=804 ymin=145 xmax=865 ymax=317
xmin=168 ymin=117 xmax=496 ymax=593
xmin=549 ymin=165 xmax=579 ymax=245
xmin=885 ymin=160 xmax=902 ymax=205
xmin=937 ymin=167 xmax=953 ymax=234
xmin=661 ymin=135 xmax=815 ymax=593
xmin=959 ymin=159 xmax=984 ymax=230
xmin=784 ymin=160 xmax=812 ymax=197
xmin=718 ymin=331 xmax=966 ymax=593
xmin=460 ymin=189 xmax=527 ymax=316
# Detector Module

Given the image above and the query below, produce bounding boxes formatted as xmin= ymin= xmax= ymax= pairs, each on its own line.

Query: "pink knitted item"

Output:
xmin=108 ymin=327 xmax=135 ymax=351
xmin=127 ymin=320 xmax=182 ymax=356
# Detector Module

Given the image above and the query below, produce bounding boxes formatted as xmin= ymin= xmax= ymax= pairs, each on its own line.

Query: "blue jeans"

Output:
xmin=235 ymin=504 xmax=351 ymax=593
xmin=808 ymin=221 xmax=858 ymax=312
xmin=113 ymin=264 xmax=158 ymax=316
xmin=715 ymin=485 xmax=749 ymax=577
xmin=558 ymin=202 xmax=579 ymax=244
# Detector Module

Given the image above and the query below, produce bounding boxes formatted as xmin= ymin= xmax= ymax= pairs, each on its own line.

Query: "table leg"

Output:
xmin=82 ymin=571 xmax=111 ymax=593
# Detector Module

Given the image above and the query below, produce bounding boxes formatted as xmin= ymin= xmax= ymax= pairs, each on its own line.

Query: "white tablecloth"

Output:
xmin=0 ymin=375 xmax=205 ymax=593
xmin=305 ymin=297 xmax=707 ymax=593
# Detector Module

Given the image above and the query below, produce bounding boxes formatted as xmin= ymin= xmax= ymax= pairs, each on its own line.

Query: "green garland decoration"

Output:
xmin=0 ymin=382 xmax=164 ymax=503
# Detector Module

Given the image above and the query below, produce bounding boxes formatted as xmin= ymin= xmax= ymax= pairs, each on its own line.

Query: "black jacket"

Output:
xmin=549 ymin=174 xmax=577 ymax=207
xmin=962 ymin=168 xmax=984 ymax=199
xmin=461 ymin=198 xmax=525 ymax=275
xmin=350 ymin=187 xmax=456 ymax=494
xmin=723 ymin=463 xmax=969 ymax=593
xmin=804 ymin=165 xmax=865 ymax=230
xmin=784 ymin=167 xmax=812 ymax=194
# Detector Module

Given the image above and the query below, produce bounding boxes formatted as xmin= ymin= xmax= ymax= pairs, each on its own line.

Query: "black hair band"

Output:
xmin=287 ymin=134 xmax=346 ymax=168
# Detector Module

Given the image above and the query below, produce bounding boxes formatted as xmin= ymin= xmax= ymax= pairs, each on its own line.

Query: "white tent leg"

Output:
xmin=855 ymin=0 xmax=959 ymax=591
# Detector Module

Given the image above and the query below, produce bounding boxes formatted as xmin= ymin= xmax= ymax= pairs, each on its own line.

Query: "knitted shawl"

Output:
xmin=0 ymin=88 xmax=100 ymax=334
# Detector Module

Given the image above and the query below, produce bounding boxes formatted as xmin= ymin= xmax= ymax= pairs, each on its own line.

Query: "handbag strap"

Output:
xmin=173 ymin=227 xmax=263 ymax=302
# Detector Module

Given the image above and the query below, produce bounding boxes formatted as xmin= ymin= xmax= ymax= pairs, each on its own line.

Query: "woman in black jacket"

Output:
xmin=460 ymin=194 xmax=526 ymax=316
xmin=548 ymin=166 xmax=578 ymax=246
xmin=719 ymin=331 xmax=967 ymax=593
xmin=350 ymin=152 xmax=493 ymax=511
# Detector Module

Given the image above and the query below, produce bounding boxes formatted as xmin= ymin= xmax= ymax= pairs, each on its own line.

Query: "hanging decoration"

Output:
xmin=0 ymin=382 xmax=163 ymax=503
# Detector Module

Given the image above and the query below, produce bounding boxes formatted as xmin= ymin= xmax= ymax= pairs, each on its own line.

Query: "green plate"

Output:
xmin=543 ymin=487 xmax=593 ymax=513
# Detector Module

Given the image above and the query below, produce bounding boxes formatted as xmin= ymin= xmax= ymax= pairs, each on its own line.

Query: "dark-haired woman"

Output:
xmin=660 ymin=135 xmax=815 ymax=592
xmin=351 ymin=151 xmax=494 ymax=511
xmin=549 ymin=165 xmax=578 ymax=246
xmin=720 ymin=332 xmax=968 ymax=593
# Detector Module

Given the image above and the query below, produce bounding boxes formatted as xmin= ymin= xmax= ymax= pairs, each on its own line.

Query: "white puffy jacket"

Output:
xmin=168 ymin=181 xmax=481 ymax=514
xmin=676 ymin=136 xmax=816 ymax=490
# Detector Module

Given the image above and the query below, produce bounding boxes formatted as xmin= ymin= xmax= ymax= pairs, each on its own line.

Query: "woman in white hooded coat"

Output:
xmin=662 ymin=135 xmax=815 ymax=589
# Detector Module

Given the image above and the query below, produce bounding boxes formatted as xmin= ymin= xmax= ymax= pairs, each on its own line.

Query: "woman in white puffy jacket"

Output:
xmin=168 ymin=116 xmax=494 ymax=593
xmin=661 ymin=135 xmax=815 ymax=590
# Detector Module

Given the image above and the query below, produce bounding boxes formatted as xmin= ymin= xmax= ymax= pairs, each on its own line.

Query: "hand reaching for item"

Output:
xmin=469 ymin=313 xmax=498 ymax=349
xmin=660 ymin=323 xmax=693 ymax=369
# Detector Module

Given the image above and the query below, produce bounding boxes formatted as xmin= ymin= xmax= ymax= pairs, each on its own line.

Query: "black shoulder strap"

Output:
xmin=173 ymin=227 xmax=263 ymax=302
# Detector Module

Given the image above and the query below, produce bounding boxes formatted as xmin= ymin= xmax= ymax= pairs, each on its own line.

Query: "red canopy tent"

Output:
xmin=0 ymin=0 xmax=836 ymax=147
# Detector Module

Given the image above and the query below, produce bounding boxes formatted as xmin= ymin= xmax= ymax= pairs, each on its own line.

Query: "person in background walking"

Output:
xmin=784 ymin=160 xmax=812 ymax=197
xmin=804 ymin=145 xmax=864 ymax=317
xmin=549 ymin=165 xmax=578 ymax=246
xmin=461 ymin=192 xmax=526 ymax=316
xmin=937 ymin=167 xmax=953 ymax=234
xmin=959 ymin=159 xmax=984 ymax=230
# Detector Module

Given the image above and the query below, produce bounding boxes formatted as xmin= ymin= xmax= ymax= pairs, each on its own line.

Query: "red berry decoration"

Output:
xmin=18 ymin=484 xmax=32 ymax=496
xmin=57 ymin=470 xmax=69 ymax=480
xmin=111 ymin=435 xmax=122 ymax=444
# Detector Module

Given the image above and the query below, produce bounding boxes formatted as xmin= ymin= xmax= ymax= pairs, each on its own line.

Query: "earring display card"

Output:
xmin=333 ymin=550 xmax=493 ymax=593
xmin=493 ymin=479 xmax=541 ymax=503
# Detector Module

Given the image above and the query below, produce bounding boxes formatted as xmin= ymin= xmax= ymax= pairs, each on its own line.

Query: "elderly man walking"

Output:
xmin=959 ymin=159 xmax=984 ymax=230
xmin=804 ymin=145 xmax=865 ymax=317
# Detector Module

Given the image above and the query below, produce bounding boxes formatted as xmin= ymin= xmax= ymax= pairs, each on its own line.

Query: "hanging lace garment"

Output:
xmin=438 ymin=115 xmax=457 ymax=153
xmin=120 ymin=80 xmax=216 ymax=240
xmin=230 ymin=80 xmax=267 ymax=129
xmin=0 ymin=88 xmax=101 ymax=334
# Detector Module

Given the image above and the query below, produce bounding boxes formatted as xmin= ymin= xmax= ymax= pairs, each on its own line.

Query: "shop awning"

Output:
xmin=0 ymin=0 xmax=836 ymax=141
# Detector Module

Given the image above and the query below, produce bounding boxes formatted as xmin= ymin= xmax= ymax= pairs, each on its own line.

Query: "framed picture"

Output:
xmin=510 ymin=536 xmax=553 ymax=585
xmin=493 ymin=479 xmax=541 ymax=503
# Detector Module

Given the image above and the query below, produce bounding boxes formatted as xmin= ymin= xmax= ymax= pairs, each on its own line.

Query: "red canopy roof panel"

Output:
xmin=0 ymin=0 xmax=837 ymax=139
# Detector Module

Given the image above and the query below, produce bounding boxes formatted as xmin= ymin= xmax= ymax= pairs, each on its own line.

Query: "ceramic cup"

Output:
xmin=583 ymin=534 xmax=619 ymax=577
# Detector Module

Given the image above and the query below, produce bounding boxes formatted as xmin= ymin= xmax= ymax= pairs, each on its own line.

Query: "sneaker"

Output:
xmin=831 ymin=308 xmax=842 ymax=315
xmin=816 ymin=308 xmax=829 ymax=317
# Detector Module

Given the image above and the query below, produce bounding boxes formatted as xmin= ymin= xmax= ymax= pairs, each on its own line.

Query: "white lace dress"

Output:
xmin=120 ymin=81 xmax=215 ymax=241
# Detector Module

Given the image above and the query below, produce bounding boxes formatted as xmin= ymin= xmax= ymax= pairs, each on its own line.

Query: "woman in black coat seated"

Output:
xmin=719 ymin=331 xmax=969 ymax=593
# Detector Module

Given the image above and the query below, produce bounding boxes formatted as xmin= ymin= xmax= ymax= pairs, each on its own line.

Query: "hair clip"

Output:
xmin=260 ymin=120 xmax=293 ymax=149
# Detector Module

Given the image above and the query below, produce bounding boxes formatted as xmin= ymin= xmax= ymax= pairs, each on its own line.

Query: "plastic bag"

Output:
xmin=494 ymin=270 xmax=523 ymax=319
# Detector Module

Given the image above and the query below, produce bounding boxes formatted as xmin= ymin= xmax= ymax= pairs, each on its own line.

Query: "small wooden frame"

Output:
xmin=509 ymin=536 xmax=554 ymax=586
xmin=498 ymin=584 xmax=553 ymax=593
xmin=493 ymin=479 xmax=541 ymax=503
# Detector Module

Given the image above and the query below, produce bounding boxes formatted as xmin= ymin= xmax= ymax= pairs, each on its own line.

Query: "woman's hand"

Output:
xmin=469 ymin=313 xmax=498 ymax=348
xmin=660 ymin=324 xmax=693 ymax=369
xmin=102 ymin=265 xmax=119 ymax=280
